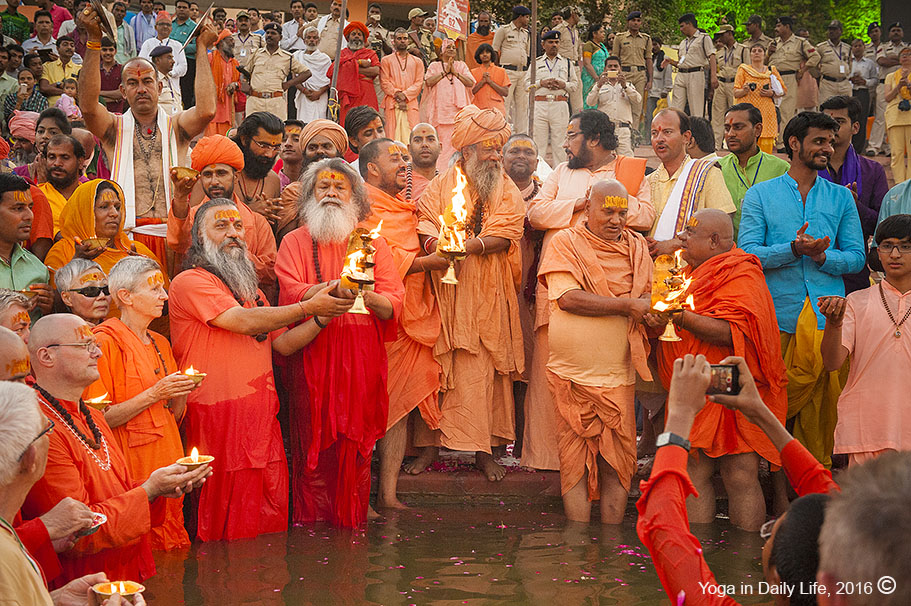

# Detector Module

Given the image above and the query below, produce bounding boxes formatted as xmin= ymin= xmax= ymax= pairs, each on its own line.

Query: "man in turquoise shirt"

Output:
xmin=0 ymin=175 xmax=53 ymax=317
xmin=170 ymin=0 xmax=196 ymax=109
xmin=718 ymin=103 xmax=789 ymax=237
xmin=739 ymin=111 xmax=864 ymax=467
xmin=878 ymin=180 xmax=911 ymax=227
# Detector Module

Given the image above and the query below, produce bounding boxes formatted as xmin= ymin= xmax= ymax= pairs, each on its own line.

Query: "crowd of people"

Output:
xmin=1 ymin=1 xmax=911 ymax=605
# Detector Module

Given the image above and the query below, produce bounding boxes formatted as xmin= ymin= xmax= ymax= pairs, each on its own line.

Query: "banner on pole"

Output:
xmin=437 ymin=0 xmax=469 ymax=39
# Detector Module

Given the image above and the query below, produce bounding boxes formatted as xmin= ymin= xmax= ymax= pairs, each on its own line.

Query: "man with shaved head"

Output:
xmin=537 ymin=179 xmax=653 ymax=523
xmin=21 ymin=313 xmax=212 ymax=587
xmin=406 ymin=122 xmax=440 ymax=202
xmin=647 ymin=208 xmax=786 ymax=531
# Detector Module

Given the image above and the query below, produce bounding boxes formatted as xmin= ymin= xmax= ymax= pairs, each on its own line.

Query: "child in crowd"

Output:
xmin=55 ymin=78 xmax=82 ymax=121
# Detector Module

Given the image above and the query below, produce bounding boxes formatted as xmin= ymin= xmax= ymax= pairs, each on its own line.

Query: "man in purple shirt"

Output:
xmin=35 ymin=0 xmax=72 ymax=38
xmin=819 ymin=95 xmax=889 ymax=293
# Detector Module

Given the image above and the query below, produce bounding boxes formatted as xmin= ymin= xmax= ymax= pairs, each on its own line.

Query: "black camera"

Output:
xmin=748 ymin=82 xmax=757 ymax=91
xmin=900 ymin=99 xmax=911 ymax=112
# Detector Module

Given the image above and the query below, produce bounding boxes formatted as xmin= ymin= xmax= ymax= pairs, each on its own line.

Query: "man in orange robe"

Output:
xmin=538 ymin=180 xmax=653 ymax=523
xmin=328 ymin=22 xmax=380 ymax=126
xmin=405 ymin=123 xmax=440 ymax=203
xmin=358 ymin=138 xmax=446 ymax=509
xmin=651 ymin=208 xmax=787 ymax=531
xmin=379 ymin=29 xmax=425 ymax=141
xmin=167 ymin=135 xmax=277 ymax=290
xmin=22 ymin=314 xmax=210 ymax=587
xmin=276 ymin=158 xmax=404 ymax=527
xmin=205 ymin=29 xmax=241 ymax=136
xmin=411 ymin=105 xmax=525 ymax=482
xmin=85 ymin=257 xmax=197 ymax=550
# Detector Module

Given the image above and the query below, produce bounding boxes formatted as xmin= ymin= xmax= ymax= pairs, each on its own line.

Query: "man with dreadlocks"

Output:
xmin=168 ymin=197 xmax=352 ymax=541
xmin=407 ymin=105 xmax=525 ymax=482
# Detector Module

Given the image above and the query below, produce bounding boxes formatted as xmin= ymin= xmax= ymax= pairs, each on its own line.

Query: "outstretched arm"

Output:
xmin=76 ymin=7 xmax=116 ymax=146
xmin=175 ymin=20 xmax=218 ymax=143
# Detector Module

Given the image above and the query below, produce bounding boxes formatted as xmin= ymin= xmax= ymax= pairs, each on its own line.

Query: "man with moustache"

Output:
xmin=405 ymin=123 xmax=440 ymax=203
xmin=0 ymin=176 xmax=53 ymax=316
xmin=379 ymin=29 xmax=424 ymax=140
xmin=275 ymin=158 xmax=404 ymax=526
xmin=242 ymin=22 xmax=311 ymax=121
xmin=167 ymin=135 xmax=277 ymax=290
xmin=409 ymin=105 xmax=525 ymax=482
xmin=205 ymin=29 xmax=240 ymax=136
xmin=232 ymin=112 xmax=284 ymax=222
xmin=292 ymin=27 xmax=330 ymax=123
xmin=358 ymin=138 xmax=446 ymax=509
xmin=278 ymin=119 xmax=304 ymax=189
xmin=169 ymin=197 xmax=347 ymax=540
xmin=739 ymin=112 xmax=865 ymax=467
xmin=467 ymin=11 xmax=494 ymax=70
xmin=309 ymin=0 xmax=346 ymax=57
xmin=36 ymin=134 xmax=84 ymax=233
xmin=330 ymin=22 xmax=380 ymax=126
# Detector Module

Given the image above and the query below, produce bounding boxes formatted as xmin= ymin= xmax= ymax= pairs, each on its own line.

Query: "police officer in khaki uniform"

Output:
xmin=553 ymin=6 xmax=583 ymax=113
xmin=768 ymin=16 xmax=819 ymax=143
xmin=492 ymin=5 xmax=531 ymax=134
xmin=532 ymin=29 xmax=577 ymax=166
xmin=817 ymin=20 xmax=853 ymax=103
xmin=742 ymin=15 xmax=773 ymax=51
xmin=666 ymin=13 xmax=716 ymax=118
xmin=233 ymin=11 xmax=264 ymax=60
xmin=711 ymin=24 xmax=747 ymax=148
xmin=243 ymin=23 xmax=312 ymax=120
xmin=612 ymin=11 xmax=652 ymax=129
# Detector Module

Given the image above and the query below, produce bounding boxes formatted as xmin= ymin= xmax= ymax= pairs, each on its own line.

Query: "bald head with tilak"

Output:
xmin=28 ymin=314 xmax=101 ymax=400
xmin=585 ymin=179 xmax=630 ymax=243
xmin=0 ymin=326 xmax=30 ymax=382
xmin=678 ymin=209 xmax=735 ymax=268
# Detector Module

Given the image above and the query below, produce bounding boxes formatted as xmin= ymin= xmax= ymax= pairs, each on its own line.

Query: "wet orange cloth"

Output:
xmin=84 ymin=318 xmax=189 ymax=550
xmin=470 ymin=65 xmax=510 ymax=115
xmin=363 ymin=183 xmax=441 ymax=430
xmin=23 ymin=396 xmax=158 ymax=588
xmin=538 ymin=224 xmax=653 ymax=496
xmin=416 ymin=165 xmax=525 ymax=451
xmin=44 ymin=180 xmax=167 ymax=291
xmin=656 ymin=248 xmax=787 ymax=466
xmin=26 ymin=185 xmax=54 ymax=247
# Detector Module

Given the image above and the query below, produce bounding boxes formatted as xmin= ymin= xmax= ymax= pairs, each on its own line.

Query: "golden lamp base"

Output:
xmin=348 ymin=290 xmax=370 ymax=315
xmin=441 ymin=260 xmax=459 ymax=285
xmin=659 ymin=318 xmax=682 ymax=342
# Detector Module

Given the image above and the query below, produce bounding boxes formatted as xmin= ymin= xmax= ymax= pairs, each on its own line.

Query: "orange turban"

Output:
xmin=451 ymin=104 xmax=512 ymax=152
xmin=216 ymin=28 xmax=233 ymax=44
xmin=191 ymin=135 xmax=245 ymax=172
xmin=298 ymin=119 xmax=348 ymax=156
xmin=343 ymin=21 xmax=369 ymax=40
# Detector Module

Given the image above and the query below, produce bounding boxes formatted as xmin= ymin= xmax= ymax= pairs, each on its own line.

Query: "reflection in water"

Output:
xmin=144 ymin=505 xmax=769 ymax=605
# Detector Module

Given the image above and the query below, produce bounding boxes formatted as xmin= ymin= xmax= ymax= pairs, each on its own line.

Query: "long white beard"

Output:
xmin=464 ymin=153 xmax=501 ymax=204
xmin=301 ymin=196 xmax=358 ymax=244
xmin=201 ymin=237 xmax=259 ymax=302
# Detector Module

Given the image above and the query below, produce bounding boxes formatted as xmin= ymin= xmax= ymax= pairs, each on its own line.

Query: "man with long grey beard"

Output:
xmin=168 ymin=197 xmax=353 ymax=540
xmin=275 ymin=158 xmax=405 ymax=527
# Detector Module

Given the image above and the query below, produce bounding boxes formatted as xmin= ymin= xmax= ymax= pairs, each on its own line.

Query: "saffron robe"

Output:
xmin=168 ymin=269 xmax=289 ymax=541
xmin=86 ymin=318 xmax=189 ymax=550
xmin=276 ymin=226 xmax=403 ymax=527
xmin=656 ymin=249 xmax=788 ymax=466
xmin=329 ymin=47 xmax=380 ymax=126
xmin=379 ymin=53 xmax=424 ymax=141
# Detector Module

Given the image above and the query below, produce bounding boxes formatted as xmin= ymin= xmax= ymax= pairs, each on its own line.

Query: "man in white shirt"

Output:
xmin=849 ymin=37 xmax=878 ymax=153
xmin=585 ymin=56 xmax=641 ymax=156
xmin=281 ymin=0 xmax=309 ymax=53
xmin=532 ymin=30 xmax=577 ymax=166
xmin=138 ymin=11 xmax=187 ymax=81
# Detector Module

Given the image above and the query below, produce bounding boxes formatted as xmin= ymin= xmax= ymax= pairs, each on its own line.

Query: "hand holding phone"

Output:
xmin=706 ymin=364 xmax=741 ymax=395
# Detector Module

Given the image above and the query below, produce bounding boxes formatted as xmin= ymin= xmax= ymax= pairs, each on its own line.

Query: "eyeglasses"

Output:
xmin=68 ymin=286 xmax=110 ymax=298
xmin=46 ymin=340 xmax=101 ymax=353
xmin=251 ymin=139 xmax=282 ymax=152
xmin=759 ymin=517 xmax=778 ymax=540
xmin=17 ymin=419 xmax=54 ymax=461
xmin=877 ymin=242 xmax=911 ymax=254
xmin=565 ymin=131 xmax=584 ymax=139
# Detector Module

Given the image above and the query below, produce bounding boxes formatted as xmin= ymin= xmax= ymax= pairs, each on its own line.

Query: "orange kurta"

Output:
xmin=379 ymin=53 xmax=425 ymax=142
xmin=538 ymin=223 xmax=653 ymax=496
xmin=465 ymin=32 xmax=494 ymax=70
xmin=415 ymin=165 xmax=525 ymax=452
xmin=22 ymin=395 xmax=158 ymax=588
xmin=363 ymin=183 xmax=441 ymax=430
xmin=206 ymin=49 xmax=240 ymax=136
xmin=85 ymin=318 xmax=189 ymax=550
xmin=470 ymin=65 xmax=510 ymax=116
xmin=656 ymin=248 xmax=787 ymax=466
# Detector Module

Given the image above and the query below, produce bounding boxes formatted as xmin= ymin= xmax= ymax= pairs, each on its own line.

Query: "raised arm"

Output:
xmin=76 ymin=7 xmax=117 ymax=145
xmin=174 ymin=21 xmax=218 ymax=143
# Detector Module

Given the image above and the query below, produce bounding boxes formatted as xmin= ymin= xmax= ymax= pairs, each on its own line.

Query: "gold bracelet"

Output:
xmin=86 ymin=41 xmax=101 ymax=50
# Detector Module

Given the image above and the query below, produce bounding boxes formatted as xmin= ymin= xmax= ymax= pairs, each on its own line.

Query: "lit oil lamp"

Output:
xmin=340 ymin=222 xmax=382 ymax=315
xmin=183 ymin=365 xmax=207 ymax=384
xmin=85 ymin=393 xmax=112 ymax=411
xmin=651 ymin=250 xmax=695 ymax=342
xmin=76 ymin=235 xmax=110 ymax=249
xmin=176 ymin=447 xmax=214 ymax=471
xmin=436 ymin=167 xmax=469 ymax=285
xmin=92 ymin=580 xmax=145 ymax=601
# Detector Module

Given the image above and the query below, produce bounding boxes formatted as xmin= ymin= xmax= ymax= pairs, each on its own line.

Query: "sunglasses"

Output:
xmin=17 ymin=419 xmax=54 ymax=461
xmin=68 ymin=286 xmax=110 ymax=298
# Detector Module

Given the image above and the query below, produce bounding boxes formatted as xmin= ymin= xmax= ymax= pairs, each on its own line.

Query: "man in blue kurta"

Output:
xmin=739 ymin=111 xmax=865 ymax=467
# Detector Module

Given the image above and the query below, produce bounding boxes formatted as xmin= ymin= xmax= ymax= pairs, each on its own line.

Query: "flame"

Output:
xmin=118 ymin=582 xmax=126 ymax=593
xmin=368 ymin=220 xmax=383 ymax=240
xmin=684 ymin=295 xmax=695 ymax=310
xmin=665 ymin=277 xmax=693 ymax=301
xmin=184 ymin=366 xmax=198 ymax=376
xmin=437 ymin=167 xmax=469 ymax=253
xmin=86 ymin=393 xmax=109 ymax=404
xmin=190 ymin=447 xmax=199 ymax=463
xmin=344 ymin=249 xmax=367 ymax=275
xmin=653 ymin=301 xmax=669 ymax=312
xmin=673 ymin=249 xmax=683 ymax=267
xmin=449 ymin=167 xmax=468 ymax=224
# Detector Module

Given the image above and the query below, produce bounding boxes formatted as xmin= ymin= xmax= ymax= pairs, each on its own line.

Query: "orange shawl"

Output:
xmin=656 ymin=248 xmax=787 ymax=465
xmin=209 ymin=50 xmax=240 ymax=125
xmin=416 ymin=165 xmax=525 ymax=378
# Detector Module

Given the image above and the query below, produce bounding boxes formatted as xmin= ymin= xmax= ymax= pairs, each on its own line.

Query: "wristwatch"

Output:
xmin=656 ymin=432 xmax=690 ymax=451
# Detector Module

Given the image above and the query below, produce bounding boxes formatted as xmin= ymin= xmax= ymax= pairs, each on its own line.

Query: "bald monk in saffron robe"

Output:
xmin=85 ymin=257 xmax=197 ymax=550
xmin=358 ymin=138 xmax=449 ymax=509
xmin=411 ymin=105 xmax=525 ymax=482
xmin=276 ymin=158 xmax=404 ymax=527
xmin=537 ymin=180 xmax=653 ymax=523
xmin=649 ymin=209 xmax=787 ymax=531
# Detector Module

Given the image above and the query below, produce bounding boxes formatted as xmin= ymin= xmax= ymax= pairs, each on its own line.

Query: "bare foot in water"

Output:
xmin=403 ymin=446 xmax=438 ymax=475
xmin=476 ymin=451 xmax=506 ymax=482
xmin=376 ymin=494 xmax=409 ymax=510
xmin=368 ymin=506 xmax=381 ymax=520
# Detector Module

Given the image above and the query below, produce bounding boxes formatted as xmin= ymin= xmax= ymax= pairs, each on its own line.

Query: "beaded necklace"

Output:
xmin=33 ymin=384 xmax=111 ymax=471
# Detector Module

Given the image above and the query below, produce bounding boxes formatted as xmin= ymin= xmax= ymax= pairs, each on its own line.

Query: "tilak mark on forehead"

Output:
xmin=146 ymin=271 xmax=165 ymax=287
xmin=214 ymin=209 xmax=241 ymax=222
xmin=76 ymin=324 xmax=94 ymax=339
xmin=80 ymin=272 xmax=105 ymax=284
xmin=12 ymin=311 xmax=30 ymax=325
xmin=318 ymin=170 xmax=346 ymax=181
xmin=603 ymin=195 xmax=628 ymax=209
xmin=6 ymin=358 xmax=30 ymax=376
xmin=686 ymin=217 xmax=699 ymax=228
xmin=508 ymin=140 xmax=535 ymax=150
xmin=13 ymin=190 xmax=29 ymax=203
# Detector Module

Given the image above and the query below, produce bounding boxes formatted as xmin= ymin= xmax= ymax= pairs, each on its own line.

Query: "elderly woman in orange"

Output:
xmin=54 ymin=258 xmax=111 ymax=325
xmin=44 ymin=180 xmax=167 ymax=288
xmin=733 ymin=43 xmax=786 ymax=153
xmin=84 ymin=256 xmax=197 ymax=551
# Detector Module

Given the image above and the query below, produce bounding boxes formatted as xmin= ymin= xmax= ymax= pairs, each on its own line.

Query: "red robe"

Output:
xmin=168 ymin=269 xmax=289 ymax=541
xmin=328 ymin=48 xmax=379 ymax=126
xmin=656 ymin=249 xmax=787 ymax=466
xmin=275 ymin=226 xmax=404 ymax=527
xmin=22 ymin=394 xmax=159 ymax=588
